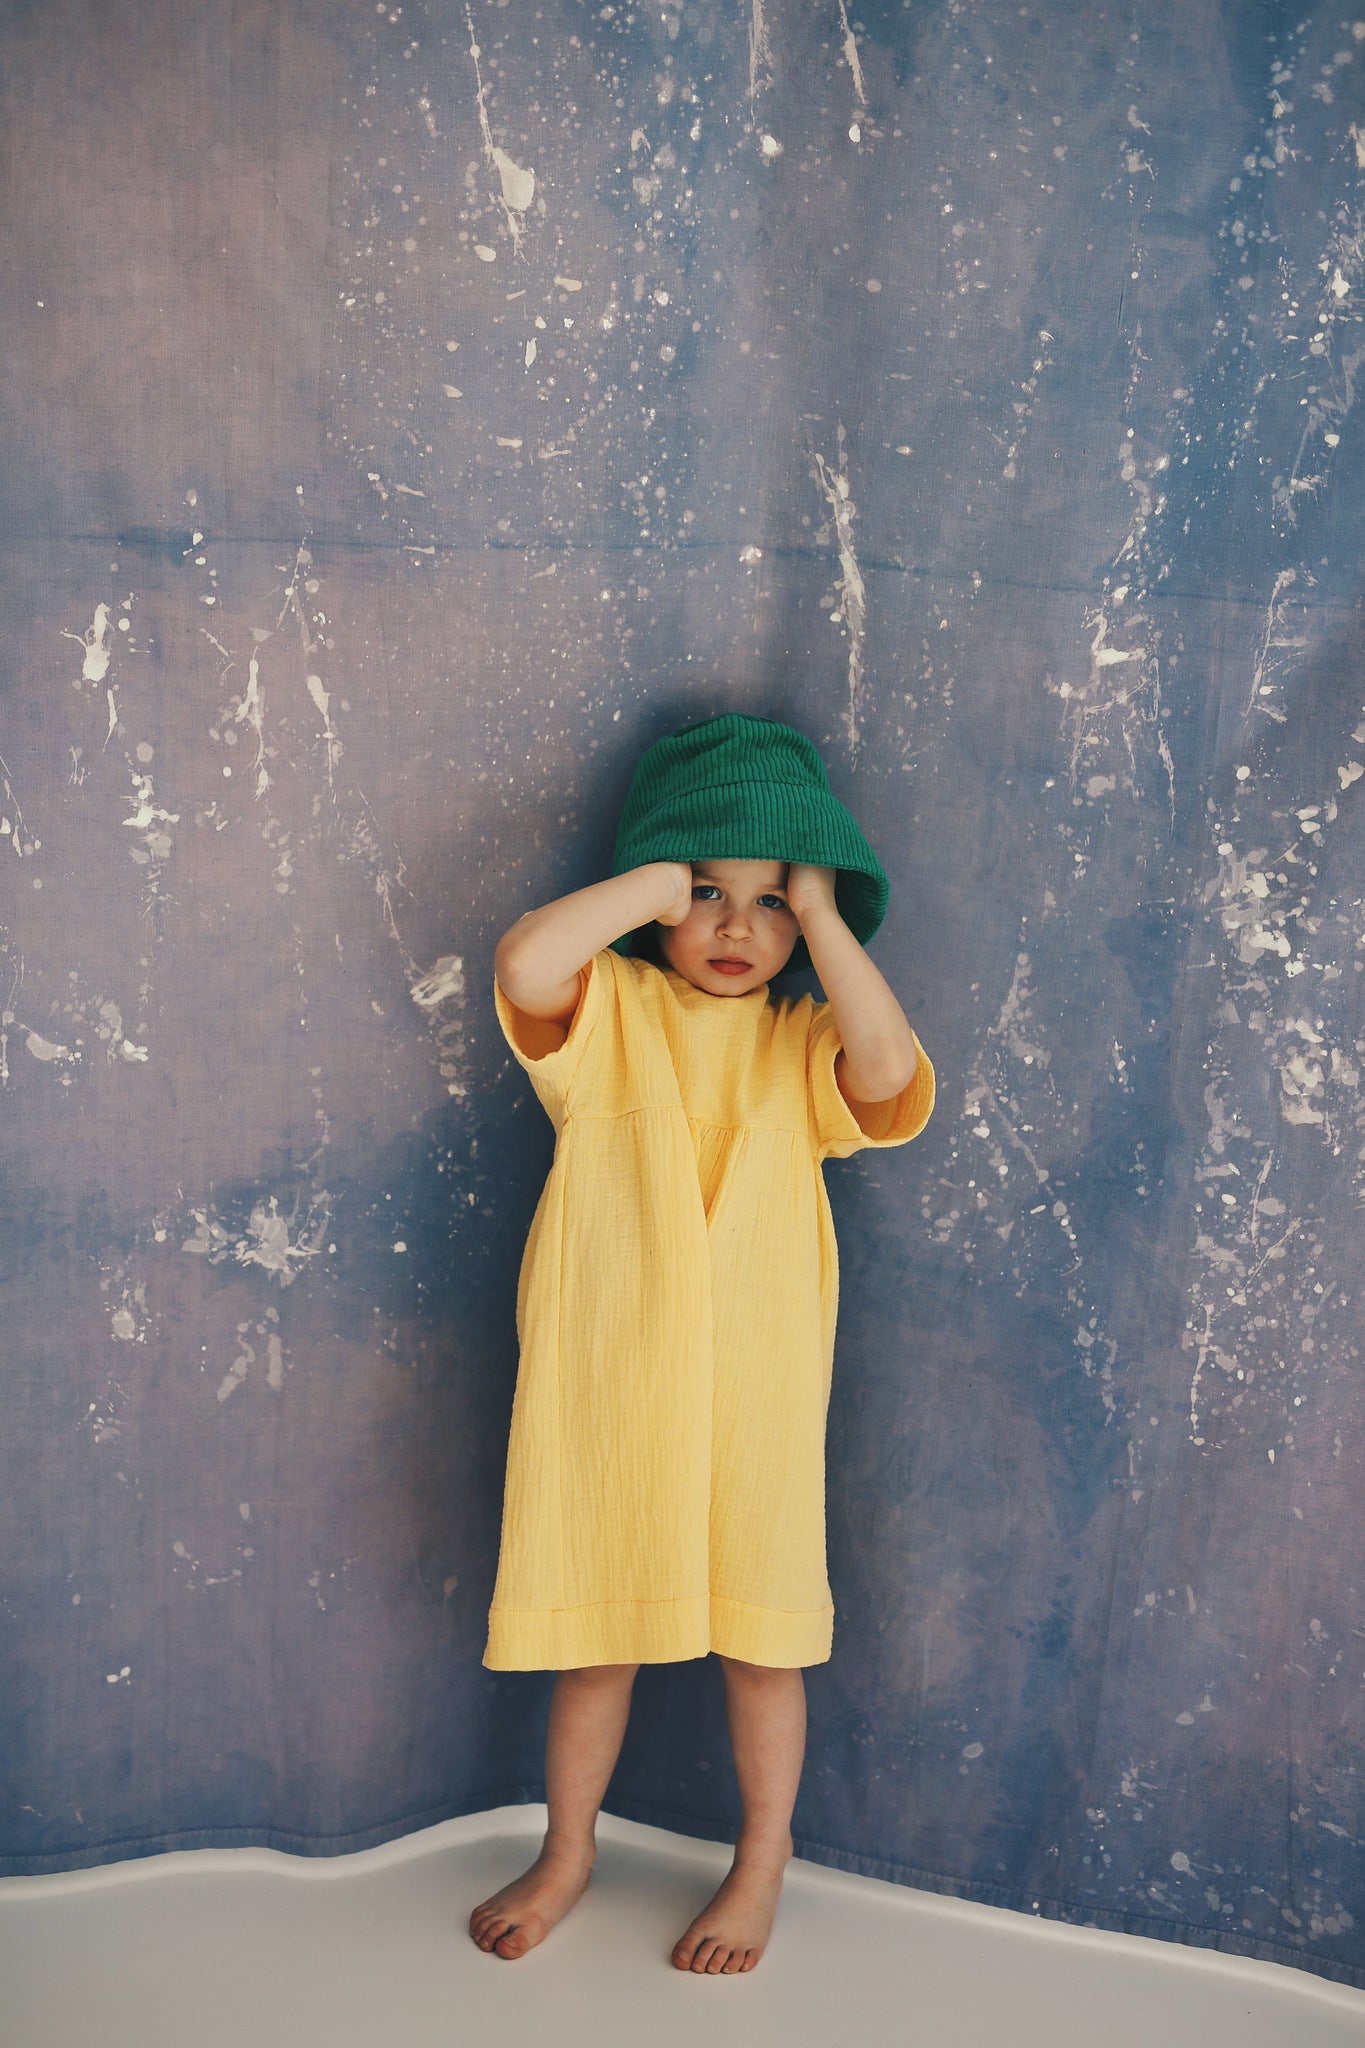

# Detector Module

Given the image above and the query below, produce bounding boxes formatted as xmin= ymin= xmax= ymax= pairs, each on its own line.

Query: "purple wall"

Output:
xmin=1 ymin=0 xmax=1363 ymax=1993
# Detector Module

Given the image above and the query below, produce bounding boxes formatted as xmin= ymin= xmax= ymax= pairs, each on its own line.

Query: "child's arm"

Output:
xmin=494 ymin=862 xmax=692 ymax=1022
xmin=787 ymin=863 xmax=920 ymax=1104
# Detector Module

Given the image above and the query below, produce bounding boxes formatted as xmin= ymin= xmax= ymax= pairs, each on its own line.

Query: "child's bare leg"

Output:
xmin=470 ymin=1661 xmax=639 ymax=1959
xmin=672 ymin=1657 xmax=806 ymax=1974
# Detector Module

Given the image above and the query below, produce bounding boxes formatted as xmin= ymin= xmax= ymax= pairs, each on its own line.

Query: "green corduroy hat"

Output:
xmin=610 ymin=712 xmax=889 ymax=976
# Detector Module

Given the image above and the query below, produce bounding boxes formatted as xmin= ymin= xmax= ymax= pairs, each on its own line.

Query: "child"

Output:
xmin=469 ymin=712 xmax=935 ymax=1973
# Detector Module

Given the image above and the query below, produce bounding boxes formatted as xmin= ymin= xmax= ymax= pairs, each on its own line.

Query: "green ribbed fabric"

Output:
xmin=610 ymin=713 xmax=888 ymax=976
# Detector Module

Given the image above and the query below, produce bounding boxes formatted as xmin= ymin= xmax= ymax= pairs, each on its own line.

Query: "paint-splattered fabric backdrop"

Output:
xmin=2 ymin=0 xmax=1362 ymax=1996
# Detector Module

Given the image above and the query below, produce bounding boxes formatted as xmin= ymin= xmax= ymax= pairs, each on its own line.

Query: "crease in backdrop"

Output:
xmin=1 ymin=0 xmax=1362 ymax=1994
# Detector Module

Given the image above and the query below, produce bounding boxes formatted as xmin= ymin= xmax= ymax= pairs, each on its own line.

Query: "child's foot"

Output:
xmin=671 ymin=1834 xmax=791 ymax=1974
xmin=469 ymin=1839 xmax=595 ymax=1959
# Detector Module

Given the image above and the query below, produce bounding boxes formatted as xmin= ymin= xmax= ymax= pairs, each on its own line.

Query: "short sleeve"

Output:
xmin=493 ymin=946 xmax=614 ymax=1129
xmin=808 ymin=1005 xmax=936 ymax=1162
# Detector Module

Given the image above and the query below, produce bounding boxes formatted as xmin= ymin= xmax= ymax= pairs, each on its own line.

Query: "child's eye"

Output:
xmin=693 ymin=885 xmax=787 ymax=911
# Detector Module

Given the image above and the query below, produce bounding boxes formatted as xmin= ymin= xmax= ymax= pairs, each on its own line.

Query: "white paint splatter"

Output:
xmin=748 ymin=0 xmax=772 ymax=101
xmin=217 ymin=1343 xmax=250 ymax=1401
xmin=411 ymin=951 xmax=471 ymax=1095
xmin=306 ymin=674 xmax=340 ymax=792
xmin=410 ymin=954 xmax=466 ymax=1011
xmin=1055 ymin=595 xmax=1176 ymax=831
xmin=235 ymin=651 xmax=270 ymax=797
xmin=123 ymin=769 xmax=179 ymax=865
xmin=64 ymin=604 xmax=112 ymax=686
xmin=835 ymin=0 xmax=867 ymax=109
xmin=1245 ymin=568 xmax=1299 ymax=718
xmin=26 ymin=1031 xmax=75 ymax=1064
xmin=265 ymin=1333 xmax=287 ymax=1392
xmin=1273 ymin=207 xmax=1365 ymax=525
xmin=0 ymin=751 xmax=32 ymax=860
xmin=493 ymin=149 xmax=534 ymax=215
xmin=222 ymin=546 xmax=342 ymax=797
xmin=812 ymin=425 xmax=867 ymax=761
xmin=467 ymin=6 xmax=535 ymax=253
xmin=182 ymin=1190 xmax=331 ymax=1287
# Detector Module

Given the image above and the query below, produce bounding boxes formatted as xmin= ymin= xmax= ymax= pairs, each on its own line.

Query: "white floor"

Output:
xmin=2 ymin=1805 xmax=1361 ymax=2048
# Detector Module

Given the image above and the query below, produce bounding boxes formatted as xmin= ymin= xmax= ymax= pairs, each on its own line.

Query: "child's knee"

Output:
xmin=718 ymin=1654 xmax=801 ymax=1680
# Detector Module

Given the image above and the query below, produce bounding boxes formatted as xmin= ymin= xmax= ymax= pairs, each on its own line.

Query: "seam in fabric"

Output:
xmin=557 ymin=1106 xmax=809 ymax=1136
xmin=554 ymin=1129 xmax=568 ymax=1614
xmin=490 ymin=1594 xmax=835 ymax=1618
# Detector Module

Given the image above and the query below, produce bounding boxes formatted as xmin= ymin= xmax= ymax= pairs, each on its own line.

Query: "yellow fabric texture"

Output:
xmin=484 ymin=946 xmax=936 ymax=1671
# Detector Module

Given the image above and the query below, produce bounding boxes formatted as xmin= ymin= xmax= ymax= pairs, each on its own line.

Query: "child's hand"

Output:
xmin=785 ymin=862 xmax=839 ymax=926
xmin=653 ymin=861 xmax=694 ymax=927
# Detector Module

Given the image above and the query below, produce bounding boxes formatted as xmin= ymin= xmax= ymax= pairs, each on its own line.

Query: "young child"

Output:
xmin=469 ymin=712 xmax=934 ymax=1974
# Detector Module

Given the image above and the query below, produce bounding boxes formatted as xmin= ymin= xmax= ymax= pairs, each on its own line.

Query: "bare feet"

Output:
xmin=671 ymin=1834 xmax=791 ymax=1974
xmin=469 ymin=1839 xmax=595 ymax=1959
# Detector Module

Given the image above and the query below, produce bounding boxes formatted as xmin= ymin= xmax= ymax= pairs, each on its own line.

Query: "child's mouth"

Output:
xmin=709 ymin=958 xmax=752 ymax=975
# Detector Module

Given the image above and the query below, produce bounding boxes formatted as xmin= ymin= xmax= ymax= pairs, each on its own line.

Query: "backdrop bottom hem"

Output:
xmin=0 ymin=1784 xmax=1358 ymax=1995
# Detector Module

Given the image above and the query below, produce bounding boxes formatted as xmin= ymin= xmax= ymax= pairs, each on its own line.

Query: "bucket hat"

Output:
xmin=610 ymin=712 xmax=888 ymax=975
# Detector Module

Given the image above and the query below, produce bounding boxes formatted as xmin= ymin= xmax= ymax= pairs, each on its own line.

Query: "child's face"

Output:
xmin=656 ymin=859 xmax=800 ymax=993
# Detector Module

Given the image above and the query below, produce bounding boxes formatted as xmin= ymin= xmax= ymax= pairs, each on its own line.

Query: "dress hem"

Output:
xmin=483 ymin=1590 xmax=834 ymax=1670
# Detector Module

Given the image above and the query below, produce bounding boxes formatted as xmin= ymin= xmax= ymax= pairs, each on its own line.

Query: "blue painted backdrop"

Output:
xmin=1 ymin=0 xmax=1362 ymax=1994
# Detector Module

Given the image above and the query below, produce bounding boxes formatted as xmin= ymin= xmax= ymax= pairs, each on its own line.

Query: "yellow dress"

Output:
xmin=484 ymin=946 xmax=935 ymax=1671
